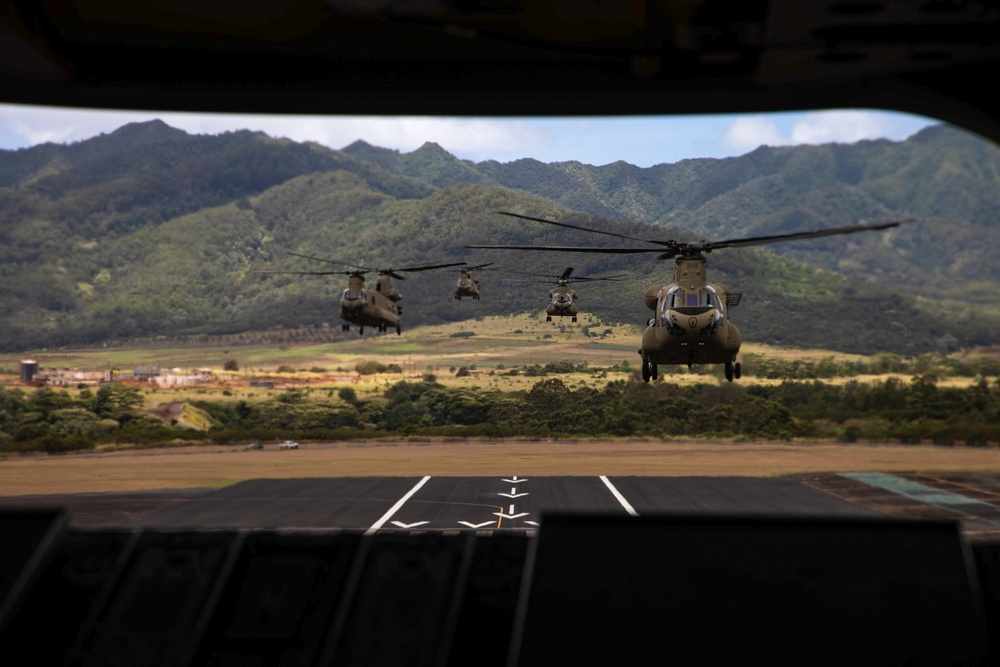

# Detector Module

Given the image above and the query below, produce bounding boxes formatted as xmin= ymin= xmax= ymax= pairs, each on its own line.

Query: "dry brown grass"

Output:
xmin=3 ymin=440 xmax=1000 ymax=496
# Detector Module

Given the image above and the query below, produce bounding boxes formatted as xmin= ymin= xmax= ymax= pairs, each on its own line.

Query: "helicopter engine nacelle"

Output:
xmin=644 ymin=285 xmax=663 ymax=310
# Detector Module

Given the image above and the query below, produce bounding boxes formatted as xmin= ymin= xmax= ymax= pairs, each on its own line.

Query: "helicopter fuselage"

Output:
xmin=546 ymin=281 xmax=578 ymax=321
xmin=339 ymin=274 xmax=402 ymax=334
xmin=455 ymin=271 xmax=481 ymax=300
xmin=639 ymin=256 xmax=742 ymax=380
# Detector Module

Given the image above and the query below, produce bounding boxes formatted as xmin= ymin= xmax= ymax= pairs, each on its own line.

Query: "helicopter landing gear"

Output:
xmin=641 ymin=360 xmax=657 ymax=383
xmin=546 ymin=316 xmax=552 ymax=322
xmin=725 ymin=360 xmax=741 ymax=382
xmin=396 ymin=324 xmax=401 ymax=335
xmin=342 ymin=323 xmax=349 ymax=332
xmin=359 ymin=326 xmax=364 ymax=335
xmin=572 ymin=316 xmax=577 ymax=322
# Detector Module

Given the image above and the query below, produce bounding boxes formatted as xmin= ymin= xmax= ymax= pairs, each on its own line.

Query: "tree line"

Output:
xmin=3 ymin=370 xmax=1000 ymax=454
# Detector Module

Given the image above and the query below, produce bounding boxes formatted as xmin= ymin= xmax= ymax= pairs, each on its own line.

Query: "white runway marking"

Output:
xmin=365 ymin=476 xmax=431 ymax=535
xmin=600 ymin=476 xmax=639 ymax=516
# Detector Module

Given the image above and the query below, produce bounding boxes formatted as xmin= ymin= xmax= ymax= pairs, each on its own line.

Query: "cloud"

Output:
xmin=0 ymin=105 xmax=555 ymax=165
xmin=722 ymin=110 xmax=910 ymax=154
xmin=722 ymin=116 xmax=789 ymax=152
xmin=790 ymin=110 xmax=894 ymax=144
xmin=0 ymin=105 xmax=148 ymax=148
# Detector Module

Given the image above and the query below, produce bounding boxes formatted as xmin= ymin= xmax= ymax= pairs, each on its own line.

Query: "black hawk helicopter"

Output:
xmin=454 ymin=263 xmax=497 ymax=300
xmin=505 ymin=267 xmax=625 ymax=322
xmin=259 ymin=253 xmax=465 ymax=335
xmin=470 ymin=212 xmax=912 ymax=381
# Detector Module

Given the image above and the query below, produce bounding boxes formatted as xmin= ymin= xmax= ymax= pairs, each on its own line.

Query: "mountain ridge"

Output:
xmin=1 ymin=120 xmax=997 ymax=355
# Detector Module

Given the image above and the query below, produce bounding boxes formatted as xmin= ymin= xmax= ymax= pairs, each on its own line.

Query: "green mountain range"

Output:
xmin=1 ymin=119 xmax=998 ymax=355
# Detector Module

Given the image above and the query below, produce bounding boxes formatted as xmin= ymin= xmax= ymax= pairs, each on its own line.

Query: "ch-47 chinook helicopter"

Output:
xmin=454 ymin=263 xmax=496 ymax=300
xmin=260 ymin=252 xmax=465 ymax=335
xmin=470 ymin=211 xmax=913 ymax=382
xmin=507 ymin=267 xmax=624 ymax=322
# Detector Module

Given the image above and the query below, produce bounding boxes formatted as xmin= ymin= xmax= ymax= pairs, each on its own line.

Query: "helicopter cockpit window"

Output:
xmin=342 ymin=287 xmax=368 ymax=303
xmin=668 ymin=290 xmax=717 ymax=316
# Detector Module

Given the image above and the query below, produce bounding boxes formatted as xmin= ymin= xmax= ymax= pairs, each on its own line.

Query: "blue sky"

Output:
xmin=0 ymin=103 xmax=940 ymax=167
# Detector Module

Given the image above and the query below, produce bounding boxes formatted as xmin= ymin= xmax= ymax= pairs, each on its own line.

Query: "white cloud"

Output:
xmin=0 ymin=105 xmax=147 ymax=147
xmin=790 ymin=110 xmax=893 ymax=144
xmin=722 ymin=116 xmax=789 ymax=152
xmin=0 ymin=105 xmax=553 ymax=162
xmin=721 ymin=110 xmax=913 ymax=155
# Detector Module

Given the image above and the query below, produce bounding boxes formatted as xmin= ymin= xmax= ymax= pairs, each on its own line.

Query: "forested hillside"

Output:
xmin=1 ymin=120 xmax=998 ymax=355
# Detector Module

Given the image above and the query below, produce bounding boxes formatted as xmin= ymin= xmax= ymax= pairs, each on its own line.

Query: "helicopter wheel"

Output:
xmin=342 ymin=323 xmax=349 ymax=332
xmin=725 ymin=360 xmax=734 ymax=382
xmin=359 ymin=326 xmax=364 ymax=335
xmin=641 ymin=361 xmax=651 ymax=383
xmin=546 ymin=316 xmax=552 ymax=322
xmin=651 ymin=363 xmax=658 ymax=380
xmin=734 ymin=362 xmax=742 ymax=379
xmin=572 ymin=316 xmax=577 ymax=322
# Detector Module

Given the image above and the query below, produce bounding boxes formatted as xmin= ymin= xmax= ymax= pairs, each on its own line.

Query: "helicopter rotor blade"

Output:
xmin=472 ymin=218 xmax=914 ymax=260
xmin=392 ymin=261 xmax=468 ymax=272
xmin=377 ymin=261 xmax=466 ymax=280
xmin=700 ymin=219 xmax=915 ymax=253
xmin=285 ymin=252 xmax=372 ymax=271
xmin=497 ymin=211 xmax=674 ymax=247
xmin=567 ymin=274 xmax=627 ymax=281
xmin=251 ymin=270 xmax=355 ymax=276
xmin=467 ymin=244 xmax=663 ymax=254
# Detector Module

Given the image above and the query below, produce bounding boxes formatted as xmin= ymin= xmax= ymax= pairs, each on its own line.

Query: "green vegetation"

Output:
xmin=4 ymin=351 xmax=1000 ymax=453
xmin=3 ymin=120 xmax=1000 ymax=356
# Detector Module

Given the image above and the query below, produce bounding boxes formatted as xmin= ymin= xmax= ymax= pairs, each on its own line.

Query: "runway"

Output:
xmin=0 ymin=475 xmax=883 ymax=530
xmin=8 ymin=472 xmax=1000 ymax=540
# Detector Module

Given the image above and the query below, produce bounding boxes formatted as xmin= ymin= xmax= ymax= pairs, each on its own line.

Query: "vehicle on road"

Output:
xmin=278 ymin=440 xmax=299 ymax=450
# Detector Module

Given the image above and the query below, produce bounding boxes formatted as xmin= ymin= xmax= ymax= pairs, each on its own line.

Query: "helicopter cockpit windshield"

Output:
xmin=342 ymin=286 xmax=368 ymax=305
xmin=662 ymin=288 xmax=720 ymax=317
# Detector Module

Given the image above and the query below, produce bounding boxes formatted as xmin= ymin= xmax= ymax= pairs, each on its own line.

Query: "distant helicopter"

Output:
xmin=454 ymin=263 xmax=496 ymax=300
xmin=259 ymin=253 xmax=465 ymax=335
xmin=470 ymin=211 xmax=912 ymax=381
xmin=507 ymin=267 xmax=624 ymax=322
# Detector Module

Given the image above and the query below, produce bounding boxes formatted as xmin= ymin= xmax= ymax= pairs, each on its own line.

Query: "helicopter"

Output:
xmin=470 ymin=211 xmax=913 ymax=381
xmin=454 ymin=263 xmax=496 ymax=300
xmin=259 ymin=252 xmax=465 ymax=335
xmin=506 ymin=267 xmax=625 ymax=322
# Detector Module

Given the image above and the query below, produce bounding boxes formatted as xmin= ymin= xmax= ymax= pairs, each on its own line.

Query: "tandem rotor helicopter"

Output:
xmin=258 ymin=252 xmax=465 ymax=335
xmin=505 ymin=267 xmax=625 ymax=322
xmin=454 ymin=263 xmax=497 ymax=301
xmin=470 ymin=211 xmax=912 ymax=382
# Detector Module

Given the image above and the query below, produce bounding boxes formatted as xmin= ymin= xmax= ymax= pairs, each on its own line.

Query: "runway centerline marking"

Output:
xmin=600 ymin=476 xmax=639 ymax=516
xmin=365 ymin=476 xmax=431 ymax=535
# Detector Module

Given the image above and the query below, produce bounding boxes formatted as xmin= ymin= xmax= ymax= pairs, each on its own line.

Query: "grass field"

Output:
xmin=2 ymin=313 xmax=988 ymax=403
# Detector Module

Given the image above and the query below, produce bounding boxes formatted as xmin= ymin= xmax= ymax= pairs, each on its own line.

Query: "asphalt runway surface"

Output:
xmin=10 ymin=473 xmax=1000 ymax=542
xmin=6 ymin=473 xmax=1000 ymax=543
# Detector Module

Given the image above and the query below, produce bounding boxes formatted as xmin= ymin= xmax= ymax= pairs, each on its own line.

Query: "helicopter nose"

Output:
xmin=669 ymin=309 xmax=720 ymax=336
